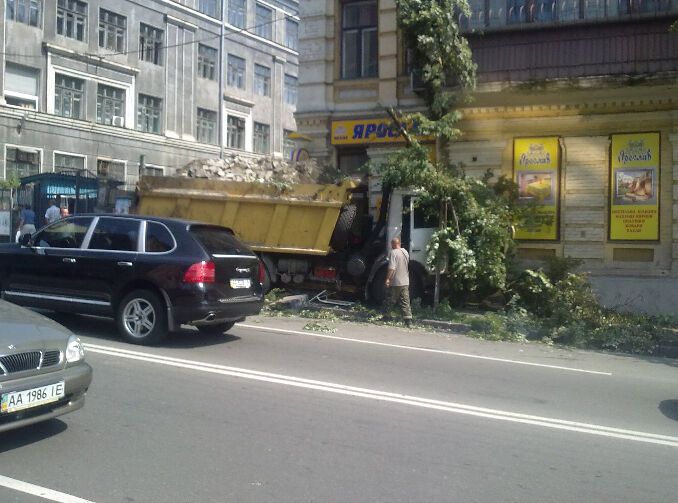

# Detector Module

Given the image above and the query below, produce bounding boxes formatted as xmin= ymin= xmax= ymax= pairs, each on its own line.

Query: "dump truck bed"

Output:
xmin=136 ymin=176 xmax=355 ymax=256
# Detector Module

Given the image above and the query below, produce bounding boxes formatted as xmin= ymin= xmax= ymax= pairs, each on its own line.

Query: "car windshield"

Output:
xmin=189 ymin=225 xmax=254 ymax=256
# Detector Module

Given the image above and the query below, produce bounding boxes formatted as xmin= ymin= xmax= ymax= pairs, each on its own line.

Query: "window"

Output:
xmin=54 ymin=74 xmax=84 ymax=119
xmin=189 ymin=225 xmax=252 ymax=255
xmin=284 ymin=74 xmax=297 ymax=106
xmin=283 ymin=130 xmax=295 ymax=159
xmin=199 ymin=0 xmax=218 ymax=18
xmin=142 ymin=165 xmax=164 ymax=177
xmin=139 ymin=23 xmax=163 ymax=65
xmin=5 ymin=0 xmax=41 ymax=27
xmin=255 ymin=4 xmax=273 ymax=40
xmin=96 ymin=84 xmax=125 ymax=126
xmin=5 ymin=147 xmax=40 ymax=179
xmin=198 ymin=44 xmax=218 ymax=80
xmin=99 ymin=9 xmax=126 ymax=52
xmin=228 ymin=0 xmax=246 ymax=28
xmin=4 ymin=63 xmax=39 ymax=110
xmin=227 ymin=116 xmax=246 ymax=150
xmin=89 ymin=217 xmax=140 ymax=252
xmin=254 ymin=64 xmax=271 ymax=97
xmin=197 ymin=108 xmax=218 ymax=144
xmin=54 ymin=153 xmax=85 ymax=173
xmin=285 ymin=19 xmax=298 ymax=50
xmin=137 ymin=95 xmax=162 ymax=134
xmin=34 ymin=217 xmax=93 ymax=249
xmin=145 ymin=222 xmax=175 ymax=253
xmin=341 ymin=0 xmax=378 ymax=79
xmin=507 ymin=0 xmax=556 ymax=24
xmin=253 ymin=122 xmax=270 ymax=154
xmin=227 ymin=54 xmax=246 ymax=89
xmin=96 ymin=159 xmax=125 ymax=181
xmin=56 ymin=0 xmax=87 ymax=41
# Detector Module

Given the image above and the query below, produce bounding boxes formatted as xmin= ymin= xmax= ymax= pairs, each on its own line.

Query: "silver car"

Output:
xmin=0 ymin=299 xmax=92 ymax=433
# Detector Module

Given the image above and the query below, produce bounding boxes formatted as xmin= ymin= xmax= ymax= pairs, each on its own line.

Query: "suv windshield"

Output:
xmin=189 ymin=226 xmax=253 ymax=256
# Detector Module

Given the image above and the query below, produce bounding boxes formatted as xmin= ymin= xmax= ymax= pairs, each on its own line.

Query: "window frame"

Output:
xmin=198 ymin=0 xmax=219 ymax=18
xmin=5 ymin=0 xmax=42 ymax=27
xmin=253 ymin=122 xmax=270 ymax=154
xmin=284 ymin=74 xmax=298 ymax=106
xmin=196 ymin=108 xmax=218 ymax=145
xmin=56 ymin=0 xmax=88 ymax=42
xmin=98 ymin=8 xmax=127 ymax=53
xmin=197 ymin=44 xmax=218 ymax=81
xmin=137 ymin=94 xmax=163 ymax=134
xmin=54 ymin=73 xmax=85 ymax=120
xmin=96 ymin=83 xmax=126 ymax=126
xmin=227 ymin=54 xmax=246 ymax=89
xmin=285 ymin=18 xmax=299 ymax=50
xmin=96 ymin=158 xmax=126 ymax=182
xmin=4 ymin=62 xmax=40 ymax=111
xmin=3 ymin=145 xmax=42 ymax=180
xmin=139 ymin=23 xmax=164 ymax=66
xmin=254 ymin=64 xmax=271 ymax=97
xmin=255 ymin=3 xmax=273 ymax=40
xmin=228 ymin=0 xmax=246 ymax=28
xmin=340 ymin=0 xmax=378 ymax=80
xmin=53 ymin=151 xmax=87 ymax=174
xmin=226 ymin=115 xmax=247 ymax=151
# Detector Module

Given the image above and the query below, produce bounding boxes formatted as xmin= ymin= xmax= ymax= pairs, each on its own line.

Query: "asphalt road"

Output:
xmin=1 ymin=313 xmax=678 ymax=502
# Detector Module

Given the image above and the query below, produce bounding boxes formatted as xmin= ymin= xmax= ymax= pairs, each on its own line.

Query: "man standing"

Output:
xmin=18 ymin=204 xmax=36 ymax=238
xmin=385 ymin=237 xmax=413 ymax=327
xmin=45 ymin=199 xmax=61 ymax=224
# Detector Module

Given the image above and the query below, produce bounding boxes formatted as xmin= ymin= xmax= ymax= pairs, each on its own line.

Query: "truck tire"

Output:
xmin=330 ymin=204 xmax=358 ymax=251
xmin=370 ymin=267 xmax=388 ymax=305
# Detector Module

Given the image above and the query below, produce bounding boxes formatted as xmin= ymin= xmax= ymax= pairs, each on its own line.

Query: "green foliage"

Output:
xmin=0 ymin=175 xmax=20 ymax=190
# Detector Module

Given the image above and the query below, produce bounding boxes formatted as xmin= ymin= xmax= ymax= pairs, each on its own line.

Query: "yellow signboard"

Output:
xmin=609 ymin=133 xmax=660 ymax=241
xmin=331 ymin=118 xmax=431 ymax=145
xmin=514 ymin=137 xmax=560 ymax=241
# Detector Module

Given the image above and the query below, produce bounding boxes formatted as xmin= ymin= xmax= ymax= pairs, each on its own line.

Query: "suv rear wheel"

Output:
xmin=117 ymin=289 xmax=168 ymax=345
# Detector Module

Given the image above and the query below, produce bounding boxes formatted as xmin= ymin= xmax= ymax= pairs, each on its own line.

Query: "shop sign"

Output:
xmin=513 ymin=137 xmax=561 ymax=241
xmin=609 ymin=132 xmax=660 ymax=241
xmin=331 ymin=118 xmax=430 ymax=145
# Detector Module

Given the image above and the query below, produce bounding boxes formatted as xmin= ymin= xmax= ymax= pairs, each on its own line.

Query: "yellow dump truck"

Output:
xmin=136 ymin=176 xmax=436 ymax=302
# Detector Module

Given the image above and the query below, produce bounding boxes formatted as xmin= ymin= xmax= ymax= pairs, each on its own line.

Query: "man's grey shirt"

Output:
xmin=388 ymin=248 xmax=410 ymax=286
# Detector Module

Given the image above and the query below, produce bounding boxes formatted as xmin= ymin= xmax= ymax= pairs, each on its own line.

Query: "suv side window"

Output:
xmin=34 ymin=217 xmax=93 ymax=248
xmin=89 ymin=218 xmax=140 ymax=252
xmin=145 ymin=222 xmax=175 ymax=253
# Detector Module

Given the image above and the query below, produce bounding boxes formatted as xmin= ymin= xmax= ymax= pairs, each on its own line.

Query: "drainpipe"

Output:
xmin=217 ymin=0 xmax=226 ymax=159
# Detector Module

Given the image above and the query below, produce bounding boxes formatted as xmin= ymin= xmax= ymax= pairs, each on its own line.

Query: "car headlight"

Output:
xmin=66 ymin=335 xmax=85 ymax=363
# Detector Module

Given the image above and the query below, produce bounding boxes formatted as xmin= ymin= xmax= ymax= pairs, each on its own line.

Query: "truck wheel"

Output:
xmin=370 ymin=267 xmax=388 ymax=305
xmin=409 ymin=271 xmax=424 ymax=302
xmin=330 ymin=204 xmax=358 ymax=251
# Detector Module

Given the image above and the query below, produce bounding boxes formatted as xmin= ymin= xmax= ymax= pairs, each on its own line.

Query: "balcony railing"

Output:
xmin=460 ymin=0 xmax=678 ymax=30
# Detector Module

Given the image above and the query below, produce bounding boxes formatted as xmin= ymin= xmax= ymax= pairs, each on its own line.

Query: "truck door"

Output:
xmin=409 ymin=197 xmax=438 ymax=266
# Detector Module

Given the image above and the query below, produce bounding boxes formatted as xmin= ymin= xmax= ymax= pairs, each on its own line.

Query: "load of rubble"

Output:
xmin=175 ymin=154 xmax=330 ymax=185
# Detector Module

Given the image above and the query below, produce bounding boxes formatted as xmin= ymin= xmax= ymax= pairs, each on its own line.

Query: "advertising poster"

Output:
xmin=0 ymin=211 xmax=10 ymax=236
xmin=609 ymin=133 xmax=660 ymax=241
xmin=513 ymin=137 xmax=560 ymax=240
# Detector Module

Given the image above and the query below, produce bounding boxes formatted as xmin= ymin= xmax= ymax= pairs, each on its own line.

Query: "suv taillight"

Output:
xmin=258 ymin=261 xmax=266 ymax=285
xmin=183 ymin=261 xmax=215 ymax=283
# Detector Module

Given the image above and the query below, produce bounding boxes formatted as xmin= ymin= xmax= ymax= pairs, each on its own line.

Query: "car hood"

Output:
xmin=0 ymin=300 xmax=73 ymax=352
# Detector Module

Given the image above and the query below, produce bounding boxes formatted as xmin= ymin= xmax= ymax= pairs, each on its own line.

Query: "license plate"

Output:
xmin=230 ymin=278 xmax=251 ymax=289
xmin=1 ymin=382 xmax=65 ymax=414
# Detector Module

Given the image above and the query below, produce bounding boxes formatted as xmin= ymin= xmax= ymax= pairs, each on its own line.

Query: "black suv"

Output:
xmin=0 ymin=215 xmax=264 ymax=344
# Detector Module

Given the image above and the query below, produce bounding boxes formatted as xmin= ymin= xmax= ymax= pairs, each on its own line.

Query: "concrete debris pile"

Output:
xmin=176 ymin=155 xmax=326 ymax=185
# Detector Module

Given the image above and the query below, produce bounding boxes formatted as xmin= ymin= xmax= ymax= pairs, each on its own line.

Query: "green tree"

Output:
xmin=379 ymin=1 xmax=525 ymax=303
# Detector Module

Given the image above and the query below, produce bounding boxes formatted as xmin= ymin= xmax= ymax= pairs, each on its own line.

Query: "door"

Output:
xmin=409 ymin=197 xmax=438 ymax=267
xmin=73 ymin=216 xmax=141 ymax=313
xmin=2 ymin=217 xmax=94 ymax=310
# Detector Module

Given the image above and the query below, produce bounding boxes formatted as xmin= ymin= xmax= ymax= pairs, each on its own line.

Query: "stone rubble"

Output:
xmin=176 ymin=154 xmax=329 ymax=185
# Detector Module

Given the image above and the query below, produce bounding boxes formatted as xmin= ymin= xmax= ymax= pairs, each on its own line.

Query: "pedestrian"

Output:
xmin=385 ymin=236 xmax=413 ymax=327
xmin=45 ymin=199 xmax=61 ymax=224
xmin=18 ymin=203 xmax=36 ymax=238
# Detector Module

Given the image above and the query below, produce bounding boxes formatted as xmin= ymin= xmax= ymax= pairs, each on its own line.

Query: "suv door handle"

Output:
xmin=412 ymin=248 xmax=422 ymax=252
xmin=62 ymin=257 xmax=76 ymax=263
xmin=117 ymin=261 xmax=133 ymax=267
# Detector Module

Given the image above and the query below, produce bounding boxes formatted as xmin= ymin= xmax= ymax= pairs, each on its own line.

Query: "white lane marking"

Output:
xmin=84 ymin=343 xmax=677 ymax=448
xmin=236 ymin=323 xmax=612 ymax=376
xmin=0 ymin=475 xmax=95 ymax=503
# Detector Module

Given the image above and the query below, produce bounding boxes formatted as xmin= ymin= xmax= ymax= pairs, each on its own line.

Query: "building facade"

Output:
xmin=0 ymin=0 xmax=299 ymax=189
xmin=297 ymin=0 xmax=678 ymax=314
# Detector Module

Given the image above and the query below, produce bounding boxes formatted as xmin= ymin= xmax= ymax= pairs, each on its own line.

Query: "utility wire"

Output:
xmin=0 ymin=15 xmax=291 ymax=60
